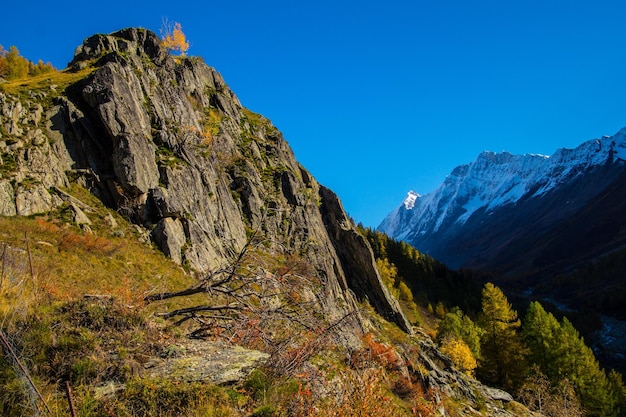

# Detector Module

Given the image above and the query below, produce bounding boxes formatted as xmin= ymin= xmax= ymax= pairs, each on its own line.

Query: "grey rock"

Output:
xmin=0 ymin=180 xmax=16 ymax=216
xmin=319 ymin=185 xmax=413 ymax=333
xmin=152 ymin=217 xmax=186 ymax=265
xmin=103 ymin=212 xmax=118 ymax=228
xmin=483 ymin=386 xmax=514 ymax=403
xmin=69 ymin=202 xmax=92 ymax=225
xmin=15 ymin=184 xmax=53 ymax=215
xmin=146 ymin=340 xmax=269 ymax=385
xmin=2 ymin=27 xmax=410 ymax=337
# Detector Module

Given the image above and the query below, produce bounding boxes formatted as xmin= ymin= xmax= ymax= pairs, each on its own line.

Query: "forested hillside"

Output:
xmin=363 ymin=228 xmax=626 ymax=416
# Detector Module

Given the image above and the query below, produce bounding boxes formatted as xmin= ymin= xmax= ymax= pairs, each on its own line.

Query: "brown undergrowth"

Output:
xmin=0 ymin=185 xmax=446 ymax=416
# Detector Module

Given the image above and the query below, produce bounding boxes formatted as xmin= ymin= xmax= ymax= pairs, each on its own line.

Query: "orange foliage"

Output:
xmin=350 ymin=333 xmax=403 ymax=370
xmin=293 ymin=368 xmax=405 ymax=417
xmin=160 ymin=21 xmax=189 ymax=56
xmin=440 ymin=337 xmax=477 ymax=376
xmin=57 ymin=231 xmax=121 ymax=256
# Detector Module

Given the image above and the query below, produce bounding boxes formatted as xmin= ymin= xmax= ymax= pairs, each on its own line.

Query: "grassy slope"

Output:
xmin=0 ymin=182 xmax=240 ymax=416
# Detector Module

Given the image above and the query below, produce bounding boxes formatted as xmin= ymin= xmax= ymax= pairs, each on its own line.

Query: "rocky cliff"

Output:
xmin=0 ymin=28 xmax=410 ymax=334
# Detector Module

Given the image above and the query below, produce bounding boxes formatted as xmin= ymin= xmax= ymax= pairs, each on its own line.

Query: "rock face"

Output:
xmin=0 ymin=28 xmax=410 ymax=334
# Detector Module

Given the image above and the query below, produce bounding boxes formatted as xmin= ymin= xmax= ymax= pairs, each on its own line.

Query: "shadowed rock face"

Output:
xmin=1 ymin=28 xmax=411 ymax=335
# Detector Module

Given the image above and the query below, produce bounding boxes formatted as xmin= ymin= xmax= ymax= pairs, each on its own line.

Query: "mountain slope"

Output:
xmin=0 ymin=28 xmax=410 ymax=333
xmin=0 ymin=28 xmax=538 ymax=417
xmin=379 ymin=129 xmax=626 ymax=271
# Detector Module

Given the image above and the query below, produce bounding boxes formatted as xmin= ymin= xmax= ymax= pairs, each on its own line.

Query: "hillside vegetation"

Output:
xmin=0 ymin=194 xmax=516 ymax=416
xmin=1 ymin=27 xmax=624 ymax=417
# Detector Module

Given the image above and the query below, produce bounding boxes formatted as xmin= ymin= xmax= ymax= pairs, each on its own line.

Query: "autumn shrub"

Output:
xmin=160 ymin=21 xmax=189 ymax=56
xmin=57 ymin=231 xmax=122 ymax=256
xmin=439 ymin=337 xmax=477 ymax=376
xmin=350 ymin=333 xmax=403 ymax=370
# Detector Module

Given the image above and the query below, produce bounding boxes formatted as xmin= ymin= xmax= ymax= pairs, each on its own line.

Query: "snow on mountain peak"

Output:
xmin=379 ymin=128 xmax=626 ymax=239
xmin=403 ymin=191 xmax=420 ymax=209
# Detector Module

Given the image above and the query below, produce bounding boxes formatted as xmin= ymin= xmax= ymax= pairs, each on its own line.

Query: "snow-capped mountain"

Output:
xmin=378 ymin=128 xmax=626 ymax=272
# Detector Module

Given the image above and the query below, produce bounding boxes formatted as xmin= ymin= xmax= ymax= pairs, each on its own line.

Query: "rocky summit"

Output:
xmin=1 ymin=27 xmax=410 ymax=334
xmin=0 ymin=28 xmax=543 ymax=416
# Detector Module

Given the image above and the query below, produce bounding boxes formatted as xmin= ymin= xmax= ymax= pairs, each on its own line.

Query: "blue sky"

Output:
xmin=3 ymin=1 xmax=626 ymax=226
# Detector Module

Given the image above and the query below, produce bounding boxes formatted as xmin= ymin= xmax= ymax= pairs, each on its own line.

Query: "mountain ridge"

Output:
xmin=379 ymin=128 xmax=626 ymax=270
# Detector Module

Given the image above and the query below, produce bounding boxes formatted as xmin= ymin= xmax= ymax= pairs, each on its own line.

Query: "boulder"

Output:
xmin=145 ymin=340 xmax=269 ymax=385
xmin=152 ymin=217 xmax=186 ymax=265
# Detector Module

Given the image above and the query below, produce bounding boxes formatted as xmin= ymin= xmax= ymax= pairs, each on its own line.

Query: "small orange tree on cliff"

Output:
xmin=160 ymin=20 xmax=189 ymax=56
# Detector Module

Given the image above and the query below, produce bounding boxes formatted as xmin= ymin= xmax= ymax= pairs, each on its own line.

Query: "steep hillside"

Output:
xmin=0 ymin=28 xmax=537 ymax=416
xmin=0 ymin=27 xmax=410 ymax=334
xmin=379 ymin=131 xmax=626 ymax=316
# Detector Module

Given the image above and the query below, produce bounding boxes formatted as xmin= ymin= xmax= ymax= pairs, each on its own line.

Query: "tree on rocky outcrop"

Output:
xmin=159 ymin=20 xmax=189 ymax=56
xmin=477 ymin=283 xmax=527 ymax=391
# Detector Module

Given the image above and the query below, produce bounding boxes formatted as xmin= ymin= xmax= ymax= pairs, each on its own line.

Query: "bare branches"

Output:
xmin=144 ymin=230 xmax=318 ymax=340
xmin=144 ymin=230 xmax=357 ymax=378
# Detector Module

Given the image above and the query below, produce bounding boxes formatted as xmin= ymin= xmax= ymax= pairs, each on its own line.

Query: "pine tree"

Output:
xmin=477 ymin=283 xmax=527 ymax=391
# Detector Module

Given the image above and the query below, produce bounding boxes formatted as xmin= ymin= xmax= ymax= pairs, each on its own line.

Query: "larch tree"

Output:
xmin=440 ymin=337 xmax=477 ymax=376
xmin=523 ymin=301 xmax=623 ymax=417
xmin=5 ymin=46 xmax=29 ymax=80
xmin=436 ymin=306 xmax=482 ymax=360
xmin=160 ymin=20 xmax=190 ymax=56
xmin=523 ymin=301 xmax=562 ymax=379
xmin=477 ymin=283 xmax=527 ymax=391
xmin=558 ymin=318 xmax=617 ymax=417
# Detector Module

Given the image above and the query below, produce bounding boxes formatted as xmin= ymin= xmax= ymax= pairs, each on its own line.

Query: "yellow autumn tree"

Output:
xmin=160 ymin=20 xmax=190 ymax=56
xmin=440 ymin=337 xmax=477 ymax=376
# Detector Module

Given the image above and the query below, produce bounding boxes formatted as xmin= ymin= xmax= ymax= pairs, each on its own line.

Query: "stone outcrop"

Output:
xmin=0 ymin=28 xmax=410 ymax=335
xmin=145 ymin=340 xmax=269 ymax=385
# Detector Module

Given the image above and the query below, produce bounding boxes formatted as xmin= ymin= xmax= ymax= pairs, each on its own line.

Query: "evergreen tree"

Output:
xmin=558 ymin=318 xmax=617 ymax=417
xmin=523 ymin=301 xmax=623 ymax=416
xmin=608 ymin=370 xmax=626 ymax=417
xmin=478 ymin=283 xmax=527 ymax=391
xmin=523 ymin=301 xmax=562 ymax=379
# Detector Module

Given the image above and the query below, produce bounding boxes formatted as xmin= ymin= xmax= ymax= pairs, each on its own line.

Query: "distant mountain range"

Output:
xmin=379 ymin=128 xmax=626 ymax=321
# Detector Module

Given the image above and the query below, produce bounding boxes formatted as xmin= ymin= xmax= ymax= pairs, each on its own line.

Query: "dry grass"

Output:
xmin=0 ymin=183 xmax=450 ymax=416
xmin=0 ymin=66 xmax=95 ymax=98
